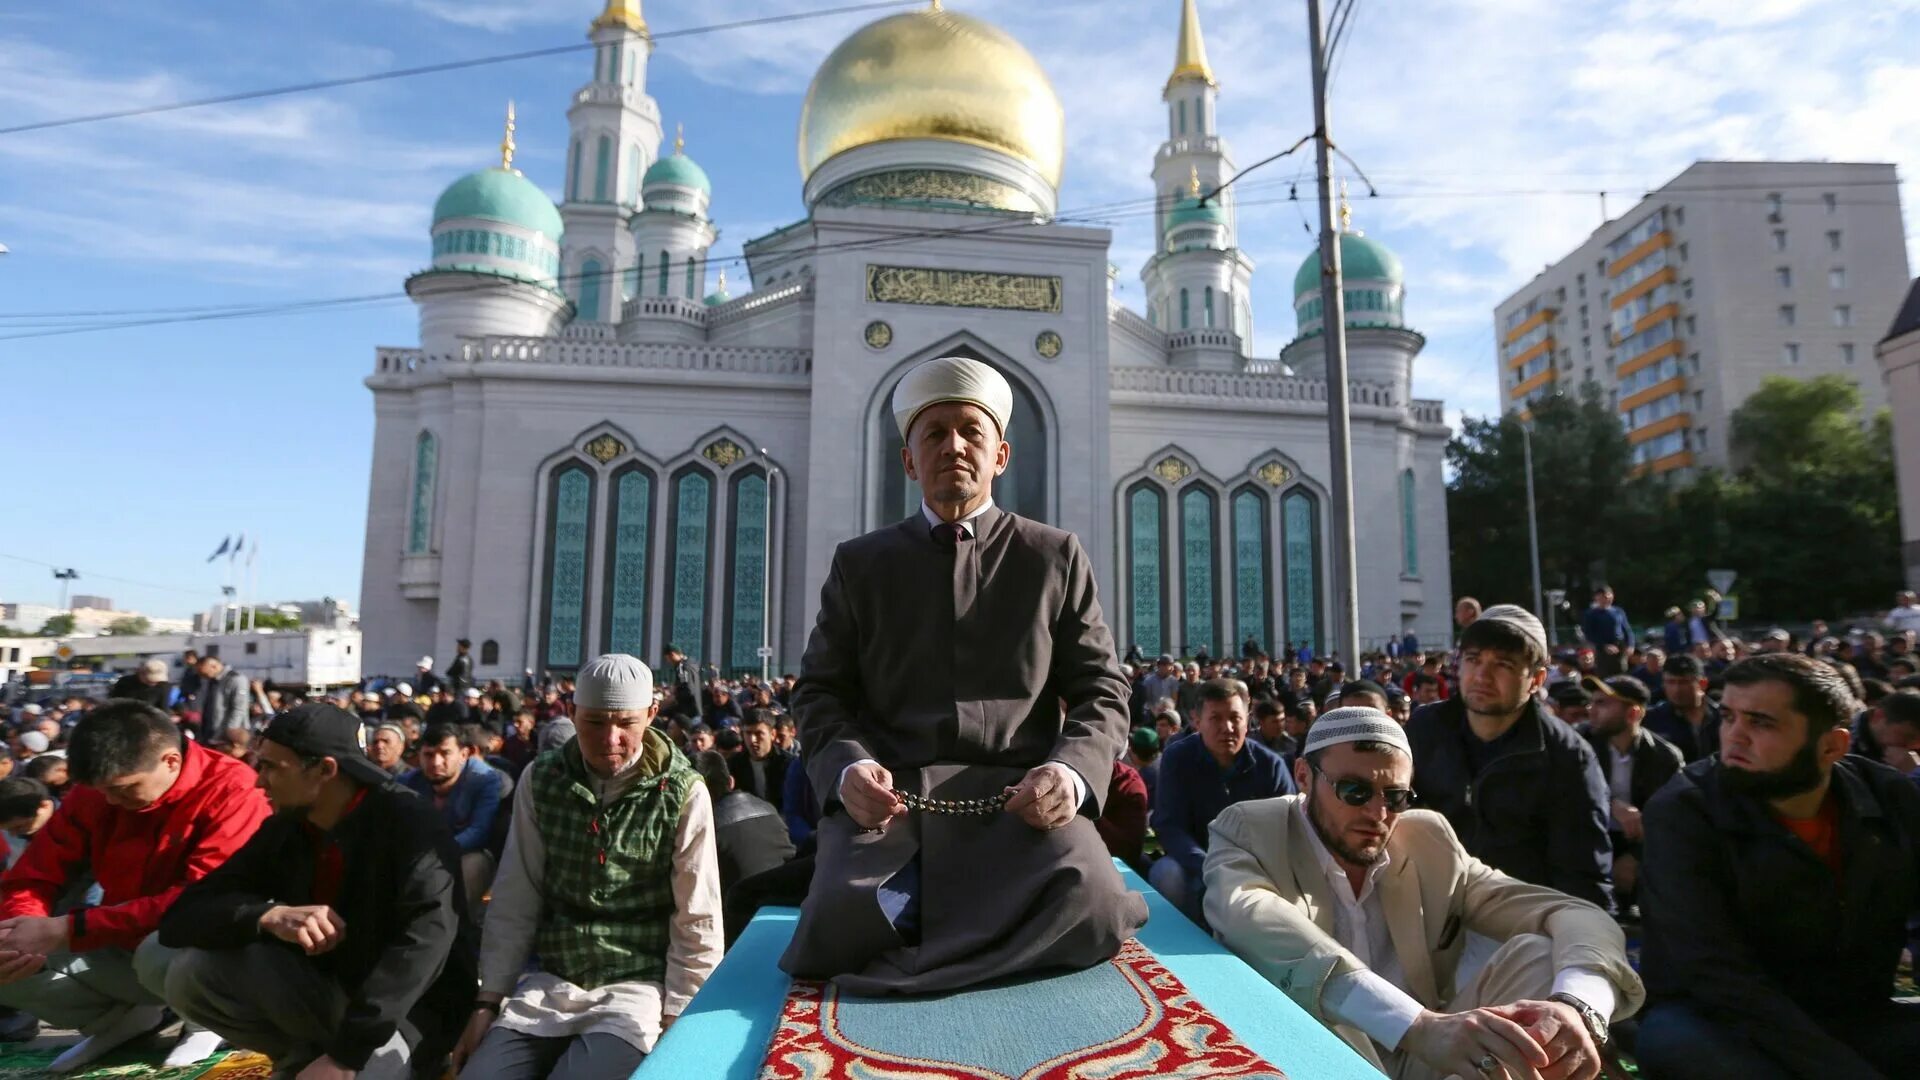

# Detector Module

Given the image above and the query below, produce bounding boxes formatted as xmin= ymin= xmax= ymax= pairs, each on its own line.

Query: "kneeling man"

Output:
xmin=1205 ymin=707 xmax=1643 ymax=1080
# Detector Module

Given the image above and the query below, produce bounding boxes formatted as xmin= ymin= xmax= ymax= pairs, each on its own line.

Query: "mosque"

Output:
xmin=358 ymin=0 xmax=1453 ymax=681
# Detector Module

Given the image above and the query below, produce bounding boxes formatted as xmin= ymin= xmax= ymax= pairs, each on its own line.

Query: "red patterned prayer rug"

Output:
xmin=759 ymin=939 xmax=1290 ymax=1080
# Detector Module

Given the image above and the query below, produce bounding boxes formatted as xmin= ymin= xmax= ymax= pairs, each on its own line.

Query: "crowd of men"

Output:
xmin=4 ymin=578 xmax=1920 ymax=1078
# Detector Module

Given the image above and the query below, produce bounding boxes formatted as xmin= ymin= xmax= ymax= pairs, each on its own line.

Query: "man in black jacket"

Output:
xmin=1642 ymin=654 xmax=1722 ymax=763
xmin=158 ymin=703 xmax=476 ymax=1080
xmin=692 ymin=750 xmax=793 ymax=897
xmin=445 ymin=640 xmax=473 ymax=698
xmin=727 ymin=709 xmax=791 ymax=811
xmin=107 ymin=659 xmax=172 ymax=711
xmin=1578 ymin=674 xmax=1682 ymax=909
xmin=1636 ymin=653 xmax=1920 ymax=1080
xmin=1406 ymin=604 xmax=1614 ymax=911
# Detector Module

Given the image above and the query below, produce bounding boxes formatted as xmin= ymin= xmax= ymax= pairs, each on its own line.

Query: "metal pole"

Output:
xmin=759 ymin=450 xmax=776 ymax=685
xmin=1306 ymin=0 xmax=1361 ymax=667
xmin=1521 ymin=421 xmax=1545 ymax=617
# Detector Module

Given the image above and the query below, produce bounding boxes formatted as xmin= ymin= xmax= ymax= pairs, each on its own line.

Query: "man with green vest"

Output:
xmin=451 ymin=653 xmax=722 ymax=1079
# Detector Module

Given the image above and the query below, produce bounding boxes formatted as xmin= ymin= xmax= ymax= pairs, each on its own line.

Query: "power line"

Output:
xmin=0 ymin=1 xmax=921 ymax=137
xmin=0 ymin=553 xmax=214 ymax=598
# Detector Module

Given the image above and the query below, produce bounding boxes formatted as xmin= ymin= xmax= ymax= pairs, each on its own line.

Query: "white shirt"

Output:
xmin=1301 ymin=801 xmax=1616 ymax=1052
xmin=1606 ymin=743 xmax=1635 ymax=808
xmin=918 ymin=498 xmax=995 ymax=538
xmin=1889 ymin=604 xmax=1920 ymax=635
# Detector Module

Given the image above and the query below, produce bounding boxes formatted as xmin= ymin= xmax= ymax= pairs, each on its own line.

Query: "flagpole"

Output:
xmin=246 ymin=542 xmax=260 ymax=632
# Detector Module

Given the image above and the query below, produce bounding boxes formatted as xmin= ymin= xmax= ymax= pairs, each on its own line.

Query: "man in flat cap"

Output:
xmin=1205 ymin=707 xmax=1642 ymax=1080
xmin=451 ymin=654 xmax=721 ymax=1079
xmin=781 ymin=355 xmax=1146 ymax=994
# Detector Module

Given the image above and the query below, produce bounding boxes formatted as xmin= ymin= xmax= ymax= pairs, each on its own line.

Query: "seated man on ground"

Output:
xmin=0 ymin=779 xmax=55 ymax=872
xmin=452 ymin=655 xmax=721 ymax=1079
xmin=159 ymin=703 xmax=476 ymax=1080
xmin=1642 ymin=654 xmax=1722 ymax=763
xmin=1149 ymin=677 xmax=1295 ymax=924
xmin=1207 ymin=707 xmax=1642 ymax=1080
xmin=1636 ymin=654 xmax=1920 ymax=1080
xmin=692 ymin=749 xmax=794 ymax=896
xmin=0 ymin=701 xmax=269 ymax=1072
xmin=727 ymin=708 xmax=791 ymax=812
xmin=401 ymin=722 xmax=502 ymax=913
xmin=1576 ymin=675 xmax=1682 ymax=912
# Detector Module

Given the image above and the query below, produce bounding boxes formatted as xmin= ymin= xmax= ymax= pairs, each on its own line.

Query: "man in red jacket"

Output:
xmin=0 ymin=700 xmax=269 ymax=1072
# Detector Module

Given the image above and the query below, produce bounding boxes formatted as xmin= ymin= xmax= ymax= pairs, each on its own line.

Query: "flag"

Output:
xmin=207 ymin=536 xmax=231 ymax=563
xmin=246 ymin=539 xmax=259 ymax=565
xmin=231 ymin=533 xmax=245 ymax=561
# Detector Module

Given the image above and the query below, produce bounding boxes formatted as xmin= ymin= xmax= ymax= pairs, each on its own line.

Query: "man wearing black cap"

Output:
xmin=446 ymin=640 xmax=473 ymax=698
xmin=1578 ymin=675 xmax=1682 ymax=910
xmin=661 ymin=645 xmax=704 ymax=723
xmin=159 ymin=703 xmax=476 ymax=1080
xmin=1642 ymin=654 xmax=1721 ymax=763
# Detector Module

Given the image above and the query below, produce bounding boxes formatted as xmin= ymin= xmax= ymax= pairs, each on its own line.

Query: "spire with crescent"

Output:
xmin=591 ymin=0 xmax=646 ymax=34
xmin=1167 ymin=0 xmax=1217 ymax=91
xmin=499 ymin=100 xmax=518 ymax=174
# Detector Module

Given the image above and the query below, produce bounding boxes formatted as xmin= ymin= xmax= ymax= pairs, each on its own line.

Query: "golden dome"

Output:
xmin=797 ymin=4 xmax=1065 ymax=188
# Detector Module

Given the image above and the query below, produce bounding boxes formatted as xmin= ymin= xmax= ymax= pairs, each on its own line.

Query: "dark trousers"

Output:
xmin=459 ymin=1028 xmax=643 ymax=1080
xmin=724 ymin=853 xmax=814 ymax=948
xmin=1636 ymin=1000 xmax=1920 ymax=1080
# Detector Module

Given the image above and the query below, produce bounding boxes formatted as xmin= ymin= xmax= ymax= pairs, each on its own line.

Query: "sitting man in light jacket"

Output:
xmin=1204 ymin=707 xmax=1644 ymax=1080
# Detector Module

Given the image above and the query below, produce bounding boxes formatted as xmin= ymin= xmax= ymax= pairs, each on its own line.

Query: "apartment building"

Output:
xmin=1494 ymin=161 xmax=1910 ymax=474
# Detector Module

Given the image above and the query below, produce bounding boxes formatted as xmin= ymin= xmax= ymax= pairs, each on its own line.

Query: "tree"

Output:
xmin=104 ymin=615 xmax=152 ymax=636
xmin=35 ymin=613 xmax=76 ymax=637
xmin=247 ymin=608 xmax=301 ymax=630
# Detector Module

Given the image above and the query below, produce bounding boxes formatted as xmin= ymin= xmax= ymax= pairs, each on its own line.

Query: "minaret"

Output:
xmin=1141 ymin=0 xmax=1255 ymax=364
xmin=623 ymin=123 xmax=720 ymax=345
xmin=559 ymin=0 xmax=663 ymax=323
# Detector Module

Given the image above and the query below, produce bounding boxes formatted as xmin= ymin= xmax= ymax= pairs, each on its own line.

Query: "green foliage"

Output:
xmin=104 ymin=616 xmax=152 ymax=636
xmin=247 ymin=608 xmax=301 ymax=630
xmin=34 ymin=613 xmax=76 ymax=637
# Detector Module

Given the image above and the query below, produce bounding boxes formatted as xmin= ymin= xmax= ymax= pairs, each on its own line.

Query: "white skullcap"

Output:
xmin=574 ymin=654 xmax=655 ymax=712
xmin=1303 ymin=706 xmax=1412 ymax=758
xmin=395 ymin=682 xmax=413 ymax=697
xmin=891 ymin=356 xmax=1014 ymax=440
xmin=418 ymin=656 xmax=434 ymax=668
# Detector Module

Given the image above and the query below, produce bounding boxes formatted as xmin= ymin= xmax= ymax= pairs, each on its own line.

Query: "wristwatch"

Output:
xmin=1549 ymin=991 xmax=1609 ymax=1047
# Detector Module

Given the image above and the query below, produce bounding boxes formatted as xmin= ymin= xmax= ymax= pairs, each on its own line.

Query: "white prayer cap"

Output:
xmin=395 ymin=682 xmax=413 ymax=697
xmin=418 ymin=656 xmax=434 ymax=668
xmin=575 ymin=654 xmax=655 ymax=712
xmin=891 ymin=356 xmax=1013 ymax=440
xmin=1302 ymin=706 xmax=1411 ymax=758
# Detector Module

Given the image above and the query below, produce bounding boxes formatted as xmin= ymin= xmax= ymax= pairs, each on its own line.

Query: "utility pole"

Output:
xmin=1521 ymin=421 xmax=1545 ymax=618
xmin=1305 ymin=0 xmax=1361 ymax=667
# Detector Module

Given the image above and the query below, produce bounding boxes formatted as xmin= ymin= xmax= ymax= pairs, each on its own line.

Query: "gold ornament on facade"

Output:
xmin=1154 ymin=456 xmax=1194 ymax=484
xmin=866 ymin=264 xmax=1062 ymax=313
xmin=1034 ymin=330 xmax=1063 ymax=359
xmin=585 ymin=434 xmax=626 ymax=463
xmin=1256 ymin=461 xmax=1294 ymax=487
xmin=703 ymin=438 xmax=747 ymax=469
xmin=863 ymin=321 xmax=894 ymax=349
xmin=797 ymin=6 xmax=1065 ymax=188
xmin=1166 ymin=0 xmax=1217 ymax=91
xmin=819 ymin=169 xmax=1033 ymax=213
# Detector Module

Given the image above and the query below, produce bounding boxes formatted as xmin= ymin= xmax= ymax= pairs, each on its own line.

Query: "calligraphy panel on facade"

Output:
xmin=865 ymin=264 xmax=1063 ymax=313
xmin=545 ymin=467 xmax=592 ymax=670
xmin=670 ymin=472 xmax=711 ymax=658
xmin=1232 ymin=490 xmax=1269 ymax=654
xmin=1283 ymin=490 xmax=1321 ymax=655
xmin=1181 ymin=487 xmax=1215 ymax=658
xmin=1128 ymin=486 xmax=1164 ymax=658
xmin=606 ymin=470 xmax=651 ymax=658
xmin=728 ymin=474 xmax=769 ymax=672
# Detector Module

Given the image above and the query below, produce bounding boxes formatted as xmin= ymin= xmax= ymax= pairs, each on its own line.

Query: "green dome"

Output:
xmin=643 ymin=153 xmax=711 ymax=195
xmin=1293 ymin=231 xmax=1402 ymax=299
xmin=432 ymin=168 xmax=563 ymax=240
xmin=1167 ymin=194 xmax=1227 ymax=231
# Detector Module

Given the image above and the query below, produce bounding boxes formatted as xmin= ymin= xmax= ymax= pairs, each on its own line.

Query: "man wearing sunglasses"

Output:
xmin=1205 ymin=707 xmax=1643 ymax=1080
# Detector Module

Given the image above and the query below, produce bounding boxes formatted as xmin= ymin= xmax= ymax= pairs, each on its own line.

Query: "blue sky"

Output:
xmin=5 ymin=0 xmax=1918 ymax=620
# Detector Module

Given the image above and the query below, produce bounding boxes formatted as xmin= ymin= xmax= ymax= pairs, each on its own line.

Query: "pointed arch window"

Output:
xmin=1400 ymin=468 xmax=1420 ymax=576
xmin=480 ymin=639 xmax=499 ymax=665
xmin=657 ymin=250 xmax=670 ymax=296
xmin=1204 ymin=286 xmax=1216 ymax=328
xmin=602 ymin=464 xmax=654 ymax=658
xmin=540 ymin=463 xmax=595 ymax=672
xmin=685 ymin=257 xmax=698 ymax=299
xmin=1231 ymin=486 xmax=1271 ymax=655
xmin=407 ymin=431 xmax=437 ymax=554
xmin=1179 ymin=485 xmax=1217 ymax=658
xmin=568 ymin=140 xmax=583 ymax=202
xmin=578 ymin=258 xmax=603 ymax=321
xmin=726 ymin=469 xmax=770 ymax=673
xmin=623 ymin=258 xmax=639 ymax=301
xmin=1178 ymin=100 xmax=1188 ymax=135
xmin=666 ymin=467 xmax=714 ymax=662
xmin=1180 ymin=288 xmax=1191 ymax=330
xmin=625 ymin=48 xmax=636 ymax=85
xmin=609 ymin=42 xmax=621 ymax=85
xmin=1127 ymin=482 xmax=1167 ymax=658
xmin=1282 ymin=488 xmax=1323 ymax=656
xmin=625 ymin=145 xmax=641 ymax=205
xmin=593 ymin=136 xmax=612 ymax=202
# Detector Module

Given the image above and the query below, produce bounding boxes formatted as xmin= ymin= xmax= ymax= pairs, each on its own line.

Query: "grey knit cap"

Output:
xmin=1302 ymin=706 xmax=1411 ymax=758
xmin=1469 ymin=604 xmax=1550 ymax=669
xmin=574 ymin=654 xmax=655 ymax=711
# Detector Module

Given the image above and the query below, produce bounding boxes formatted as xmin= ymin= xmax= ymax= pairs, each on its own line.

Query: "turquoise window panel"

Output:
xmin=544 ymin=467 xmax=593 ymax=670
xmin=669 ymin=471 xmax=712 ymax=660
xmin=1205 ymin=286 xmax=1215 ymax=328
xmin=728 ymin=473 xmax=769 ymax=672
xmin=1180 ymin=289 xmax=1190 ymax=329
xmin=1400 ymin=469 xmax=1419 ymax=576
xmin=1232 ymin=489 xmax=1268 ymax=654
xmin=658 ymin=250 xmax=669 ymax=296
xmin=1180 ymin=486 xmax=1215 ymax=657
xmin=407 ymin=431 xmax=436 ymax=554
xmin=606 ymin=469 xmax=652 ymax=658
xmin=579 ymin=259 xmax=603 ymax=322
xmin=685 ymin=257 xmax=697 ymax=300
xmin=594 ymin=136 xmax=612 ymax=202
xmin=1178 ymin=99 xmax=1188 ymax=135
xmin=624 ymin=261 xmax=639 ymax=301
xmin=625 ymin=145 xmax=641 ymax=205
xmin=1283 ymin=490 xmax=1321 ymax=654
xmin=1128 ymin=485 xmax=1164 ymax=658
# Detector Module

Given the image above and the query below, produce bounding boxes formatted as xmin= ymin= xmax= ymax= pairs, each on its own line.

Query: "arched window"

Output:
xmin=594 ymin=44 xmax=604 ymax=82
xmin=1179 ymin=288 xmax=1191 ymax=329
xmin=1178 ymin=100 xmax=1188 ymax=135
xmin=1400 ymin=468 xmax=1419 ymax=576
xmin=623 ymin=258 xmax=639 ymax=301
xmin=609 ymin=42 xmax=621 ymax=84
xmin=1282 ymin=488 xmax=1322 ymax=655
xmin=480 ymin=639 xmax=499 ymax=665
xmin=624 ymin=48 xmax=636 ymax=84
xmin=1231 ymin=487 xmax=1271 ymax=655
xmin=726 ymin=469 xmax=771 ymax=673
xmin=578 ymin=258 xmax=603 ymax=321
xmin=685 ymin=257 xmax=697 ymax=299
xmin=625 ymin=145 xmax=641 ymax=205
xmin=1204 ymin=286 xmax=1216 ymax=328
xmin=666 ymin=467 xmax=714 ymax=663
xmin=658 ymin=250 xmax=670 ymax=296
xmin=540 ymin=463 xmax=596 ymax=672
xmin=602 ymin=464 xmax=654 ymax=658
xmin=568 ymin=139 xmax=582 ymax=201
xmin=1179 ymin=485 xmax=1216 ymax=658
xmin=593 ymin=136 xmax=612 ymax=202
xmin=878 ymin=351 xmax=1049 ymax=525
xmin=407 ymin=431 xmax=437 ymax=554
xmin=1148 ymin=304 xmax=1157 ymax=328
xmin=1127 ymin=482 xmax=1166 ymax=658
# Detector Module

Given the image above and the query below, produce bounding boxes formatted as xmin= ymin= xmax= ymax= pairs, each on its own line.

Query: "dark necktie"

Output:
xmin=931 ymin=522 xmax=969 ymax=547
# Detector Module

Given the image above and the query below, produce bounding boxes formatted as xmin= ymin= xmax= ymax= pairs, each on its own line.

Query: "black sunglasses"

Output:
xmin=1310 ymin=762 xmax=1414 ymax=813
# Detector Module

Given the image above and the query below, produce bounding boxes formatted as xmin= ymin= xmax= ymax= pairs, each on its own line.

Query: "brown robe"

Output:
xmin=779 ymin=505 xmax=1149 ymax=994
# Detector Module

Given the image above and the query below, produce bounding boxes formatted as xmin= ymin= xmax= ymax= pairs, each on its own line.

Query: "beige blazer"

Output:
xmin=1202 ymin=795 xmax=1645 ymax=1066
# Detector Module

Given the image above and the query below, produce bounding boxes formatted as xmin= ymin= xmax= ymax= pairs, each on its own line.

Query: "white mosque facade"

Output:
xmin=360 ymin=0 xmax=1453 ymax=680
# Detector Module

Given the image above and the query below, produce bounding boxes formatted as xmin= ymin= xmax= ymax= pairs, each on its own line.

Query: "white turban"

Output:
xmin=891 ymin=356 xmax=1014 ymax=440
xmin=575 ymin=654 xmax=655 ymax=711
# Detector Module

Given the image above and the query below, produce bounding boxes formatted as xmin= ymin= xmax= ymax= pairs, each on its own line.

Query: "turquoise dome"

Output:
xmin=644 ymin=153 xmax=711 ymax=195
xmin=432 ymin=168 xmax=563 ymax=240
xmin=1293 ymin=231 xmax=1402 ymax=299
xmin=1167 ymin=194 xmax=1227 ymax=231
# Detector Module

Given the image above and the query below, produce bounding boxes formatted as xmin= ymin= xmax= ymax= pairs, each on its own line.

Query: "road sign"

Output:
xmin=756 ymin=646 xmax=775 ymax=658
xmin=1718 ymin=597 xmax=1739 ymax=621
xmin=1707 ymin=569 xmax=1738 ymax=594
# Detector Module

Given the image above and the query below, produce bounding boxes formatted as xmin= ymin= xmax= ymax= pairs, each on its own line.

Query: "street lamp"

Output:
xmin=52 ymin=568 xmax=79 ymax=612
xmin=758 ymin=448 xmax=780 ymax=684
xmin=1519 ymin=419 xmax=1544 ymax=619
